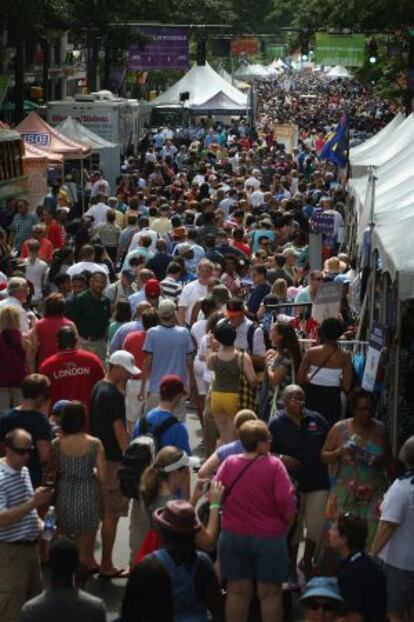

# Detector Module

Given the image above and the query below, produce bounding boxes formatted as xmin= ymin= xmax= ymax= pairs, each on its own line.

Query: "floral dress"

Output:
xmin=315 ymin=418 xmax=388 ymax=575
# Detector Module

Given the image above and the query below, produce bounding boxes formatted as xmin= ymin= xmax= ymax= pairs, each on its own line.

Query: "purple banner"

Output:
xmin=129 ymin=27 xmax=189 ymax=71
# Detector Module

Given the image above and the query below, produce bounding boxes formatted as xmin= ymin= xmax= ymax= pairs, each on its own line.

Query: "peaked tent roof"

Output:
xmin=56 ymin=116 xmax=118 ymax=150
xmin=23 ymin=141 xmax=63 ymax=166
xmin=152 ymin=62 xmax=247 ymax=110
xmin=15 ymin=112 xmax=90 ymax=159
xmin=326 ymin=65 xmax=352 ymax=79
xmin=350 ymin=112 xmax=406 ymax=163
xmin=349 ymin=113 xmax=414 ymax=168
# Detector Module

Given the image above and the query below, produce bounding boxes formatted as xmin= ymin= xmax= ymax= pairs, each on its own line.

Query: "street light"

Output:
xmin=302 ymin=54 xmax=308 ymax=61
xmin=369 ymin=56 xmax=376 ymax=64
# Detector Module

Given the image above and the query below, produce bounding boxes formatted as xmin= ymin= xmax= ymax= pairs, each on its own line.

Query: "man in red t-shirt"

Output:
xmin=39 ymin=326 xmax=104 ymax=427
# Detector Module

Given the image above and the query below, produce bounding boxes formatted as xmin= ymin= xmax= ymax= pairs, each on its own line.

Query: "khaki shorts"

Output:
xmin=292 ymin=490 xmax=329 ymax=545
xmin=103 ymin=460 xmax=129 ymax=518
xmin=0 ymin=541 xmax=41 ymax=622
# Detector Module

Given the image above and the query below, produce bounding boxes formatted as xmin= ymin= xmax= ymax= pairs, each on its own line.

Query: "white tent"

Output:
xmin=373 ymin=212 xmax=414 ymax=301
xmin=271 ymin=58 xmax=286 ymax=69
xmin=218 ymin=68 xmax=233 ymax=84
xmin=349 ymin=113 xmax=414 ymax=177
xmin=151 ymin=62 xmax=247 ymax=114
xmin=56 ymin=116 xmax=120 ymax=192
xmin=326 ymin=65 xmax=353 ymax=79
xmin=233 ymin=63 xmax=269 ymax=82
xmin=348 ymin=148 xmax=414 ymax=300
xmin=350 ymin=112 xmax=405 ymax=161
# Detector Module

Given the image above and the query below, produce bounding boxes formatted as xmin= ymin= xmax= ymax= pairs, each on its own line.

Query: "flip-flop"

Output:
xmin=98 ymin=568 xmax=129 ymax=579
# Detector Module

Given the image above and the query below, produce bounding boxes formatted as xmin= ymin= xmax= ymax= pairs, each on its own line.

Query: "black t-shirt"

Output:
xmin=337 ymin=552 xmax=387 ymax=622
xmin=0 ymin=409 xmax=52 ymax=487
xmin=90 ymin=381 xmax=126 ymax=462
xmin=269 ymin=409 xmax=330 ymax=492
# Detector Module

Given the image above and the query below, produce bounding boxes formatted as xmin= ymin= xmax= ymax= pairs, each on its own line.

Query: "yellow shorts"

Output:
xmin=211 ymin=391 xmax=239 ymax=417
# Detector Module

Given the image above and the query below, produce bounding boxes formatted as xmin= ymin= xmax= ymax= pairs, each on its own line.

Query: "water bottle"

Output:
xmin=42 ymin=506 xmax=56 ymax=542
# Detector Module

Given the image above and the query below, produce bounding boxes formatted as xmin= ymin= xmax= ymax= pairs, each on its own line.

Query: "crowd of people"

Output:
xmin=0 ymin=69 xmax=412 ymax=622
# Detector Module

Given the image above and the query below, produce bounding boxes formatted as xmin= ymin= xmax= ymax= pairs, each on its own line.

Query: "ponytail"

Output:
xmin=140 ymin=446 xmax=184 ymax=507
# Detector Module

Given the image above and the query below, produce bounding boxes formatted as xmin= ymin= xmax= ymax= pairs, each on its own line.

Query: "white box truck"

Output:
xmin=47 ymin=93 xmax=151 ymax=153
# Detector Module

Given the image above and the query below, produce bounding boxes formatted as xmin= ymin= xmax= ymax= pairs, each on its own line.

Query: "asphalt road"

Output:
xmin=83 ymin=409 xmax=304 ymax=621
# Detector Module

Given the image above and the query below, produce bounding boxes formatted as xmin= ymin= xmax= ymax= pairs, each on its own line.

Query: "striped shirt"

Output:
xmin=0 ymin=462 xmax=39 ymax=542
xmin=160 ymin=276 xmax=183 ymax=303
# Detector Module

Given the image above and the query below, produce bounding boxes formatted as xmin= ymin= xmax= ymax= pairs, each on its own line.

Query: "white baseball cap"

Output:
xmin=108 ymin=351 xmax=140 ymax=375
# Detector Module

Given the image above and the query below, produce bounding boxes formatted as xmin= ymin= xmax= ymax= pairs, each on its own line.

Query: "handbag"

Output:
xmin=238 ymin=351 xmax=256 ymax=410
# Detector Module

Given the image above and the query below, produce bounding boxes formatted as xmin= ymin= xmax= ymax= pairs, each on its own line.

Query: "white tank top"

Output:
xmin=309 ymin=365 xmax=342 ymax=387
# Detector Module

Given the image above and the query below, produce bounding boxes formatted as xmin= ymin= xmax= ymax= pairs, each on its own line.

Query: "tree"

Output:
xmin=2 ymin=0 xmax=71 ymax=122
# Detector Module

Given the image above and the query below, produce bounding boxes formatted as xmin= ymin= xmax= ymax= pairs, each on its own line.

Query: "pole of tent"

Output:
xmin=391 ymin=297 xmax=401 ymax=455
xmin=81 ymin=165 xmax=85 ymax=213
xmin=368 ymin=167 xmax=377 ymax=329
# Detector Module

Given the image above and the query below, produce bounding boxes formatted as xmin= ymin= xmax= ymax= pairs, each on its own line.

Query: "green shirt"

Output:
xmin=66 ymin=290 xmax=111 ymax=340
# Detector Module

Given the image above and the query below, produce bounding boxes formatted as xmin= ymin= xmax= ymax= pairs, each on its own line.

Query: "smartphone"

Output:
xmin=44 ymin=480 xmax=55 ymax=488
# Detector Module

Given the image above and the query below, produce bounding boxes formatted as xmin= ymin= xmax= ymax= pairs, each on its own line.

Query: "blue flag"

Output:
xmin=320 ymin=113 xmax=349 ymax=168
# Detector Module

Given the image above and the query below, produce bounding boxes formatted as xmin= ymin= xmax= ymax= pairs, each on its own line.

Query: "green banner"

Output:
xmin=264 ymin=45 xmax=286 ymax=61
xmin=314 ymin=33 xmax=365 ymax=67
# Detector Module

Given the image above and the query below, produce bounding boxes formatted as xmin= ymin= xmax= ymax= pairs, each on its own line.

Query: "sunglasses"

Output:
xmin=306 ymin=600 xmax=340 ymax=612
xmin=9 ymin=445 xmax=34 ymax=455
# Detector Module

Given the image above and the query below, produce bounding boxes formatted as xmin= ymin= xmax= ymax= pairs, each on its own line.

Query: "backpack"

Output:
xmin=118 ymin=415 xmax=178 ymax=499
xmin=246 ymin=321 xmax=271 ymax=355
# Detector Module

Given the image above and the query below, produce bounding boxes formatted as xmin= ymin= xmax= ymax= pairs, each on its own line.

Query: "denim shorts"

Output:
xmin=219 ymin=530 xmax=289 ymax=583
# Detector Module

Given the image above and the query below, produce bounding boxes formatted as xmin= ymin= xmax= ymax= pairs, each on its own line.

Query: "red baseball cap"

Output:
xmin=144 ymin=278 xmax=161 ymax=298
xmin=160 ymin=375 xmax=186 ymax=400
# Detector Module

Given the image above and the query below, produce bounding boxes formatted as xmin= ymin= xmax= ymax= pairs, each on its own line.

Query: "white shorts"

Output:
xmin=125 ymin=379 xmax=145 ymax=424
xmin=193 ymin=359 xmax=207 ymax=396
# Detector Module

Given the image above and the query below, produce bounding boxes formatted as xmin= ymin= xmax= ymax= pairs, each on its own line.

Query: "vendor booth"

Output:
xmin=15 ymin=112 xmax=90 ymax=210
xmin=151 ymin=62 xmax=248 ymax=120
xmin=56 ymin=116 xmax=120 ymax=194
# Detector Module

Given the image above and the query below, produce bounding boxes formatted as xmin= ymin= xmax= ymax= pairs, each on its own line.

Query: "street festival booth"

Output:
xmin=326 ymin=65 xmax=353 ymax=80
xmin=349 ymin=112 xmax=411 ymax=177
xmin=233 ymin=62 xmax=271 ymax=82
xmin=346 ymin=123 xmax=414 ymax=451
xmin=14 ymin=112 xmax=90 ymax=209
xmin=0 ymin=125 xmax=28 ymax=202
xmin=23 ymin=143 xmax=64 ymax=208
xmin=151 ymin=62 xmax=248 ymax=120
xmin=56 ymin=116 xmax=120 ymax=194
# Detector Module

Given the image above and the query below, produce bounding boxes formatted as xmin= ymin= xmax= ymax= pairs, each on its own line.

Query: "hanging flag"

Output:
xmin=320 ymin=114 xmax=349 ymax=168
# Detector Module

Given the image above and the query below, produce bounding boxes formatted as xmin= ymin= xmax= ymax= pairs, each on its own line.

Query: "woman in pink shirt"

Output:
xmin=215 ymin=420 xmax=296 ymax=622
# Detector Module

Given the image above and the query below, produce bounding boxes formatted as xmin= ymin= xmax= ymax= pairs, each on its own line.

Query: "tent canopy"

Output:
xmin=152 ymin=62 xmax=247 ymax=112
xmin=56 ymin=116 xmax=120 ymax=191
xmin=233 ymin=63 xmax=271 ymax=81
xmin=350 ymin=113 xmax=412 ymax=169
xmin=15 ymin=112 xmax=90 ymax=159
xmin=326 ymin=65 xmax=353 ymax=79
xmin=23 ymin=141 xmax=63 ymax=166
xmin=56 ymin=116 xmax=118 ymax=150
xmin=350 ymin=112 xmax=405 ymax=162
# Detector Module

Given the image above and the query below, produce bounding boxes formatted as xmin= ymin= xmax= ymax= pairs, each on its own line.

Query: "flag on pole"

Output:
xmin=320 ymin=113 xmax=349 ymax=168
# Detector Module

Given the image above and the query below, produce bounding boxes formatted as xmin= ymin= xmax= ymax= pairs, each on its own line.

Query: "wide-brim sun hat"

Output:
xmin=154 ymin=500 xmax=202 ymax=536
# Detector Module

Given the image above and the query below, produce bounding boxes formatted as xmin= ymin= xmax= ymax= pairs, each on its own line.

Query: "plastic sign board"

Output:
xmin=362 ymin=322 xmax=385 ymax=392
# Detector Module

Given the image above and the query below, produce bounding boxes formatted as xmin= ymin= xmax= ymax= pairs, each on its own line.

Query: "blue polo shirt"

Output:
xmin=269 ymin=409 xmax=329 ymax=492
xmin=133 ymin=408 xmax=192 ymax=456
